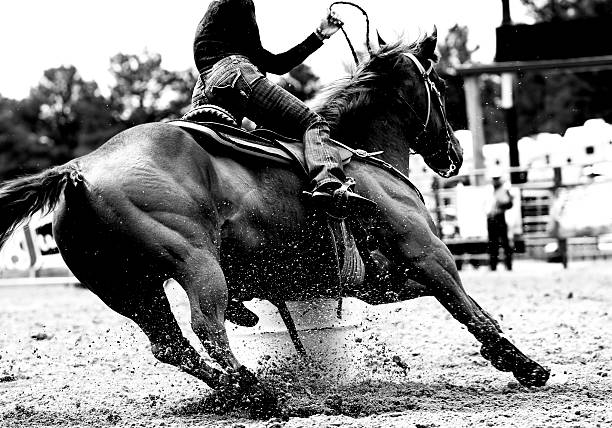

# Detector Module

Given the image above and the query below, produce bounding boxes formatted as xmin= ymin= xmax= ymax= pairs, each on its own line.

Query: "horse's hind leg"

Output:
xmin=173 ymin=248 xmax=240 ymax=372
xmin=172 ymin=247 xmax=280 ymax=417
xmin=91 ymin=278 xmax=225 ymax=388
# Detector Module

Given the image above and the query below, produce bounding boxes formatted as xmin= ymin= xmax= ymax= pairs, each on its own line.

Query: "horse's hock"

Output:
xmin=163 ymin=279 xmax=395 ymax=383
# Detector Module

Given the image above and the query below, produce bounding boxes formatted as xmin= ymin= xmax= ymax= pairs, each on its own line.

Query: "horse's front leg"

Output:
xmin=367 ymin=209 xmax=550 ymax=387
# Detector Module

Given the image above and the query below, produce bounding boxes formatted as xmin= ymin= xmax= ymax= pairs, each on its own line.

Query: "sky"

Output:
xmin=0 ymin=0 xmax=531 ymax=100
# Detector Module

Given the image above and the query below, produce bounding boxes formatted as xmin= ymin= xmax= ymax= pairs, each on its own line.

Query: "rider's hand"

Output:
xmin=316 ymin=10 xmax=344 ymax=40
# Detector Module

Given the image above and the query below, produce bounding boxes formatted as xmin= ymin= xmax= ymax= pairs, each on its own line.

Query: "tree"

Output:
xmin=24 ymin=65 xmax=114 ymax=165
xmin=520 ymin=0 xmax=612 ymax=21
xmin=438 ymin=24 xmax=478 ymax=70
xmin=514 ymin=0 xmax=612 ymax=135
xmin=437 ymin=25 xmax=473 ymax=132
xmin=277 ymin=63 xmax=321 ymax=102
xmin=0 ymin=96 xmax=43 ymax=179
xmin=0 ymin=52 xmax=197 ymax=179
xmin=437 ymin=24 xmax=507 ymax=143
xmin=108 ymin=51 xmax=196 ymax=126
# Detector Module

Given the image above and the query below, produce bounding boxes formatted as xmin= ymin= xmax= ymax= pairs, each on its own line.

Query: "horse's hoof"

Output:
xmin=481 ymin=337 xmax=550 ymax=386
xmin=514 ymin=362 xmax=550 ymax=387
xmin=220 ymin=366 xmax=282 ymax=419
xmin=246 ymin=382 xmax=282 ymax=419
xmin=480 ymin=341 xmax=512 ymax=372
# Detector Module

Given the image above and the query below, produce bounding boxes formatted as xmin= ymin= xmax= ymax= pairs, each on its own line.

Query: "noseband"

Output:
xmin=401 ymin=52 xmax=456 ymax=176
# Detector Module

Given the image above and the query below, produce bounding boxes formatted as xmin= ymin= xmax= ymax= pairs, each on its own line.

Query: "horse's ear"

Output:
xmin=421 ymin=26 xmax=438 ymax=59
xmin=370 ymin=29 xmax=386 ymax=55
xmin=377 ymin=30 xmax=387 ymax=47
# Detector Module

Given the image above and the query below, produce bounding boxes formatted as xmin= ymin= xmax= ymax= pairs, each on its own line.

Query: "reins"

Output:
xmin=329 ymin=1 xmax=373 ymax=66
xmin=328 ymin=2 xmax=454 ymax=174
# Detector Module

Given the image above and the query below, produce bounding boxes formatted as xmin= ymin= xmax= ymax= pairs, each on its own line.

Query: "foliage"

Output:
xmin=0 ymin=97 xmax=48 ymax=178
xmin=277 ymin=64 xmax=321 ymax=102
xmin=438 ymin=0 xmax=612 ymax=143
xmin=515 ymin=0 xmax=612 ymax=136
xmin=520 ymin=0 xmax=612 ymax=21
xmin=108 ymin=51 xmax=196 ymax=126
xmin=437 ymin=24 xmax=506 ymax=143
xmin=437 ymin=24 xmax=478 ymax=70
xmin=0 ymin=53 xmax=195 ymax=180
xmin=28 ymin=66 xmax=114 ymax=161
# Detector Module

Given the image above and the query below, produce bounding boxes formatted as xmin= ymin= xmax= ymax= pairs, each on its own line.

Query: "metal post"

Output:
xmin=463 ymin=76 xmax=486 ymax=185
xmin=501 ymin=72 xmax=526 ymax=183
xmin=553 ymin=166 xmax=563 ymax=188
xmin=505 ymin=106 xmax=520 ymax=169
xmin=501 ymin=0 xmax=512 ymax=25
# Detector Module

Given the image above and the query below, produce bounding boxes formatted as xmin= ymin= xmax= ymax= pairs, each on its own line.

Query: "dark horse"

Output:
xmin=0 ymin=33 xmax=549 ymax=415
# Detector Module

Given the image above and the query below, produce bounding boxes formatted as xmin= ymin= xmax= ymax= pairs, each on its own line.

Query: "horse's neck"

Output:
xmin=333 ymin=111 xmax=412 ymax=177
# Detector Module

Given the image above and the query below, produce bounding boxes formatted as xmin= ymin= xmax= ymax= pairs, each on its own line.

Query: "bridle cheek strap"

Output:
xmin=403 ymin=52 xmax=454 ymax=147
xmin=402 ymin=52 xmax=457 ymax=177
xmin=402 ymin=52 xmax=433 ymax=133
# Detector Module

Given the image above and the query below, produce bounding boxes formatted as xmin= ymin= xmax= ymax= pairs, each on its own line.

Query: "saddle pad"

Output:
xmin=167 ymin=120 xmax=353 ymax=175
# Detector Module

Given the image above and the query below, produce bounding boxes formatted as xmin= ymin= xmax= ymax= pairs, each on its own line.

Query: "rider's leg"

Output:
xmin=199 ymin=56 xmax=374 ymax=211
xmin=245 ymin=76 xmax=375 ymax=211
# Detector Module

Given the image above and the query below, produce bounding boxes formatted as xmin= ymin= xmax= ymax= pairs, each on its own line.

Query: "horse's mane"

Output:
xmin=316 ymin=37 xmax=438 ymax=133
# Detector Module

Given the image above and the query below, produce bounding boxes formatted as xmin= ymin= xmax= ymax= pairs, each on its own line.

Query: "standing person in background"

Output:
xmin=486 ymin=175 xmax=514 ymax=271
xmin=190 ymin=0 xmax=375 ymax=214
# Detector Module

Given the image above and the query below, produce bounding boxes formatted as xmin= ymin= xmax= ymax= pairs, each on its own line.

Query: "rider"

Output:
xmin=191 ymin=0 xmax=375 ymax=213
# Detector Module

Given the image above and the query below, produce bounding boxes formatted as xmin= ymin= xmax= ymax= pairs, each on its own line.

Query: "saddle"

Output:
xmin=169 ymin=105 xmax=356 ymax=177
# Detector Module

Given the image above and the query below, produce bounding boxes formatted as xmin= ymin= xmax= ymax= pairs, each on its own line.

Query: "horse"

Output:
xmin=0 ymin=32 xmax=549 ymax=417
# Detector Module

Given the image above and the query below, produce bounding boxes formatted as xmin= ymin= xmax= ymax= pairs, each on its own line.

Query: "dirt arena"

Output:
xmin=1 ymin=260 xmax=611 ymax=427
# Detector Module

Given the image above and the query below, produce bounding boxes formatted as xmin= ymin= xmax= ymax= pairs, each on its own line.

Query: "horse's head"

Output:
xmin=366 ymin=30 xmax=463 ymax=177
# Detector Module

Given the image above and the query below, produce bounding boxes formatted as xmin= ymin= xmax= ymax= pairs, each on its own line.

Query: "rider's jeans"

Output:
xmin=192 ymin=55 xmax=346 ymax=189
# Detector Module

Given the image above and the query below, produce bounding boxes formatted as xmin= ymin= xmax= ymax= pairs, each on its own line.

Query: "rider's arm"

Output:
xmin=257 ymin=10 xmax=343 ymax=75
xmin=257 ymin=33 xmax=323 ymax=75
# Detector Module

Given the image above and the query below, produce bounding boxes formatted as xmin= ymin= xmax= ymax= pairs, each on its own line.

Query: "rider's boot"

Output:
xmin=309 ymin=178 xmax=377 ymax=216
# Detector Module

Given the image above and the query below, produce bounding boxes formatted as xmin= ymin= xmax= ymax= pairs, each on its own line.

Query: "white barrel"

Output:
xmin=164 ymin=280 xmax=375 ymax=383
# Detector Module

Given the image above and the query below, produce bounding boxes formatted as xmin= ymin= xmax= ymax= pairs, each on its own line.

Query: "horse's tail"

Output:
xmin=0 ymin=162 xmax=83 ymax=250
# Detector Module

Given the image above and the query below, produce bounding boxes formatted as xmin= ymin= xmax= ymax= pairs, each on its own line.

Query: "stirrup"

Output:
xmin=305 ymin=178 xmax=377 ymax=217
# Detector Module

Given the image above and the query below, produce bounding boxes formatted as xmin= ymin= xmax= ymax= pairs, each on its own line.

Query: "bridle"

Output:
xmin=401 ymin=52 xmax=452 ymax=142
xmin=400 ymin=52 xmax=457 ymax=177
xmin=329 ymin=2 xmax=457 ymax=177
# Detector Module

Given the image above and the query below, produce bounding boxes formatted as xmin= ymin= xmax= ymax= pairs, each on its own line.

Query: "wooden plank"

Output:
xmin=454 ymin=55 xmax=612 ymax=77
xmin=0 ymin=276 xmax=80 ymax=288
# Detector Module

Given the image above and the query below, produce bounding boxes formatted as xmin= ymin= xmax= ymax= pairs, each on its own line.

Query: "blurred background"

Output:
xmin=2 ymin=0 xmax=612 ymax=277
